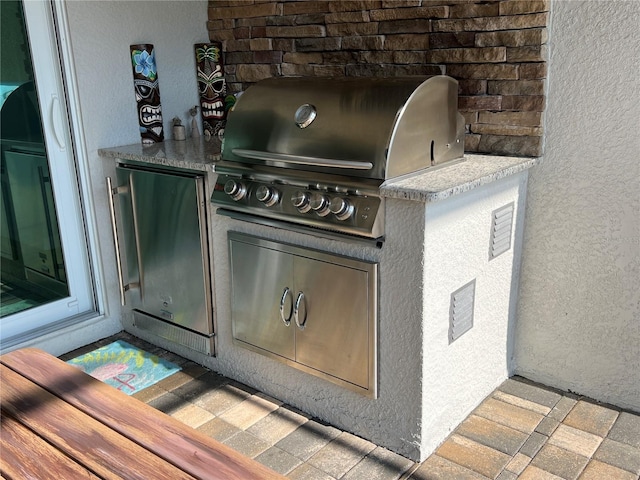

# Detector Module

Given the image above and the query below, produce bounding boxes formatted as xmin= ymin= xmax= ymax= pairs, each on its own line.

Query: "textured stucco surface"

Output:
xmin=515 ymin=0 xmax=640 ymax=411
xmin=419 ymin=173 xmax=527 ymax=457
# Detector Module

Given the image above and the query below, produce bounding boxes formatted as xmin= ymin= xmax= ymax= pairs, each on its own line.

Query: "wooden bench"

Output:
xmin=0 ymin=347 xmax=285 ymax=479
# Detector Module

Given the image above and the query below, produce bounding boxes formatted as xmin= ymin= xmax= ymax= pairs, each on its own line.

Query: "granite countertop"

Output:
xmin=99 ymin=140 xmax=539 ymax=202
xmin=380 ymin=154 xmax=540 ymax=202
xmin=98 ymin=138 xmax=222 ymax=172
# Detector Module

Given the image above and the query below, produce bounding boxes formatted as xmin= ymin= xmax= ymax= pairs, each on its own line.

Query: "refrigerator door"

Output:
xmin=115 ymin=165 xmax=212 ymax=336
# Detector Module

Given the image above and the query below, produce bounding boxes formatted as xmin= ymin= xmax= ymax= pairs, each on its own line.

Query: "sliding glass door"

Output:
xmin=0 ymin=0 xmax=95 ymax=347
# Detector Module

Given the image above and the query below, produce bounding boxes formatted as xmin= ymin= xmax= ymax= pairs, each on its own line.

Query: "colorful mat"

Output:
xmin=67 ymin=340 xmax=181 ymax=395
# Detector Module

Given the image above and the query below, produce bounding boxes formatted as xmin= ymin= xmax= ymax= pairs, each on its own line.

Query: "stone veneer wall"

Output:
xmin=208 ymin=0 xmax=549 ymax=157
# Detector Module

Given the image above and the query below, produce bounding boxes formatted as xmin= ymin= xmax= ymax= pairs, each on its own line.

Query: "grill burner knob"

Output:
xmin=291 ymin=190 xmax=311 ymax=213
xmin=329 ymin=197 xmax=354 ymax=220
xmin=309 ymin=192 xmax=330 ymax=217
xmin=256 ymin=185 xmax=280 ymax=207
xmin=224 ymin=179 xmax=247 ymax=201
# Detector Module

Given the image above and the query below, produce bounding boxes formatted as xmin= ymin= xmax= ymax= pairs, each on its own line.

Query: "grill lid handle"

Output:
xmin=232 ymin=148 xmax=374 ymax=170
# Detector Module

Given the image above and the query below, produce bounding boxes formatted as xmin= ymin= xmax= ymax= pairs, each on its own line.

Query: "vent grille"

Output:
xmin=133 ymin=310 xmax=215 ymax=356
xmin=449 ymin=279 xmax=475 ymax=344
xmin=489 ymin=202 xmax=514 ymax=260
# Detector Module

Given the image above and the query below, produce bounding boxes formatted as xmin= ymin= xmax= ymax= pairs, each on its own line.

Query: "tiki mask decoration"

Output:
xmin=195 ymin=43 xmax=227 ymax=139
xmin=130 ymin=44 xmax=164 ymax=144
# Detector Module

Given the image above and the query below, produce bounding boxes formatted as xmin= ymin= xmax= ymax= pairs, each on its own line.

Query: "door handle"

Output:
xmin=279 ymin=287 xmax=292 ymax=326
xmin=294 ymin=291 xmax=307 ymax=330
xmin=106 ymin=176 xmax=139 ymax=306
xmin=50 ymin=94 xmax=66 ymax=150
xmin=107 ymin=176 xmax=127 ymax=305
xmin=128 ymin=174 xmax=144 ymax=302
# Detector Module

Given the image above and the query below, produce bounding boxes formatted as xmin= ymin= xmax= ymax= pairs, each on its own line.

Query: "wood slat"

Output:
xmin=0 ymin=364 xmax=196 ymax=480
xmin=1 ymin=348 xmax=285 ymax=480
xmin=1 ymin=411 xmax=100 ymax=480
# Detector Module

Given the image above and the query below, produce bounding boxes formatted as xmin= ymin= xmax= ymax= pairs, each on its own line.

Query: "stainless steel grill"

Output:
xmin=211 ymin=75 xmax=465 ymax=241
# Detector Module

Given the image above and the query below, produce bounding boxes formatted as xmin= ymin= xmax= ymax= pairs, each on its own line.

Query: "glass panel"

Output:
xmin=1 ymin=0 xmax=69 ymax=318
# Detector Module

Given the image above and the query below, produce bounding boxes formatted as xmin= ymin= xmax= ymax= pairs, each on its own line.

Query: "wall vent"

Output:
xmin=449 ymin=279 xmax=475 ymax=344
xmin=489 ymin=202 xmax=514 ymax=260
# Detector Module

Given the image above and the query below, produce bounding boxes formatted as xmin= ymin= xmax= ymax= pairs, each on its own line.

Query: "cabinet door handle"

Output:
xmin=294 ymin=291 xmax=307 ymax=330
xmin=107 ymin=176 xmax=125 ymax=305
xmin=128 ymin=174 xmax=145 ymax=302
xmin=279 ymin=287 xmax=292 ymax=326
xmin=106 ymin=176 xmax=136 ymax=305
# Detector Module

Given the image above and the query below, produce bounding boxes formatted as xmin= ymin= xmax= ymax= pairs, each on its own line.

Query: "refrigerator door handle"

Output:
xmin=106 ymin=176 xmax=140 ymax=306
xmin=127 ymin=173 xmax=144 ymax=302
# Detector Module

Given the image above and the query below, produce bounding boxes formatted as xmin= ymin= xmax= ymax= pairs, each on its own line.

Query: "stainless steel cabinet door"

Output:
xmin=228 ymin=232 xmax=377 ymax=397
xmin=294 ymin=257 xmax=371 ymax=390
xmin=116 ymin=166 xmax=211 ymax=335
xmin=230 ymin=240 xmax=295 ymax=360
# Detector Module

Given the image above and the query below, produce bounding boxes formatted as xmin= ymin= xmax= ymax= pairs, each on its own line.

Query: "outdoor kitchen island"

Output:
xmin=100 ymin=138 xmax=539 ymax=462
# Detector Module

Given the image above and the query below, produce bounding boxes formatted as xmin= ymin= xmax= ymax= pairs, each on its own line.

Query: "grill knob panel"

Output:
xmin=329 ymin=197 xmax=354 ymax=220
xmin=224 ymin=179 xmax=247 ymax=201
xmin=291 ymin=190 xmax=311 ymax=212
xmin=256 ymin=185 xmax=280 ymax=207
xmin=309 ymin=192 xmax=330 ymax=217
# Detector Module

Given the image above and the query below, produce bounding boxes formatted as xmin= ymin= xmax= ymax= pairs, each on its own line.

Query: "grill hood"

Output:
xmin=221 ymin=75 xmax=465 ymax=181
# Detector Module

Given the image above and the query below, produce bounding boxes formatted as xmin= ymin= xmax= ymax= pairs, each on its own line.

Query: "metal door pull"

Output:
xmin=294 ymin=291 xmax=307 ymax=330
xmin=106 ymin=176 xmax=140 ymax=306
xmin=279 ymin=287 xmax=292 ymax=326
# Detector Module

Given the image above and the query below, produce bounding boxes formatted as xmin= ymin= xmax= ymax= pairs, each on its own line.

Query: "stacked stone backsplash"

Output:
xmin=208 ymin=0 xmax=548 ymax=157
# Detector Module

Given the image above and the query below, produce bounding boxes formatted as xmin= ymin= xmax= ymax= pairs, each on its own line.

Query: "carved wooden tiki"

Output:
xmin=194 ymin=42 xmax=227 ymax=139
xmin=130 ymin=44 xmax=164 ymax=144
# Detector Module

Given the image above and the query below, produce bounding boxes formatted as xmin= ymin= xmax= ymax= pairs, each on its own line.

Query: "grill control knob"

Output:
xmin=224 ymin=179 xmax=247 ymax=201
xmin=255 ymin=185 xmax=280 ymax=207
xmin=309 ymin=192 xmax=330 ymax=216
xmin=329 ymin=197 xmax=354 ymax=220
xmin=291 ymin=191 xmax=311 ymax=212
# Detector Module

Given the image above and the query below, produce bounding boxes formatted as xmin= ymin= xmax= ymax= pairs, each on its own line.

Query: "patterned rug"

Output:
xmin=67 ymin=340 xmax=181 ymax=395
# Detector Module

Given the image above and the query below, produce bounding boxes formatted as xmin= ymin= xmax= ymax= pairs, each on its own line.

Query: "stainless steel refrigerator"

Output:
xmin=108 ymin=163 xmax=214 ymax=355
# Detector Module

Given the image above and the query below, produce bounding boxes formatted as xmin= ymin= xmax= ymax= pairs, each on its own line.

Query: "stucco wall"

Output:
xmin=514 ymin=0 xmax=640 ymax=411
xmin=420 ymin=172 xmax=528 ymax=458
xmin=65 ymin=1 xmax=208 ymax=150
